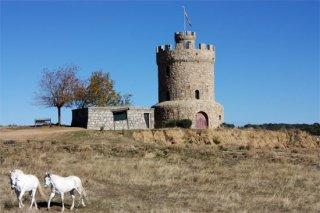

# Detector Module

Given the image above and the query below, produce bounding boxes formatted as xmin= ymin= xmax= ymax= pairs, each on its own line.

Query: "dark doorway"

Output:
xmin=144 ymin=113 xmax=150 ymax=128
xmin=166 ymin=91 xmax=170 ymax=101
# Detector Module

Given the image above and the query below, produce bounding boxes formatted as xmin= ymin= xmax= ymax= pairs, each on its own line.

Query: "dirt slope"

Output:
xmin=132 ymin=128 xmax=320 ymax=149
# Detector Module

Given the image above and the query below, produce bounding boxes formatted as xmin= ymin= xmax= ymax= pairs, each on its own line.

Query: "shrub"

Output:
xmin=212 ymin=137 xmax=221 ymax=145
xmin=163 ymin=119 xmax=177 ymax=128
xmin=176 ymin=119 xmax=192 ymax=128
xmin=241 ymin=123 xmax=320 ymax=136
xmin=163 ymin=119 xmax=192 ymax=128
xmin=221 ymin=123 xmax=235 ymax=128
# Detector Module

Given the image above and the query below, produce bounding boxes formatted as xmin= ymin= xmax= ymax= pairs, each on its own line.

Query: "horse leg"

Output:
xmin=60 ymin=193 xmax=65 ymax=212
xmin=18 ymin=190 xmax=25 ymax=208
xmin=47 ymin=192 xmax=55 ymax=209
xmin=70 ymin=189 xmax=75 ymax=210
xmin=30 ymin=188 xmax=37 ymax=209
xmin=14 ymin=189 xmax=20 ymax=208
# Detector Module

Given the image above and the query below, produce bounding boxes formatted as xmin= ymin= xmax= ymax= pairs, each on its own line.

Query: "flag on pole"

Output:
xmin=183 ymin=6 xmax=192 ymax=27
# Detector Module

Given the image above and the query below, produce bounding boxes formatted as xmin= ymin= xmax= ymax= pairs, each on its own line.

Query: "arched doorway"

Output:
xmin=196 ymin=112 xmax=208 ymax=129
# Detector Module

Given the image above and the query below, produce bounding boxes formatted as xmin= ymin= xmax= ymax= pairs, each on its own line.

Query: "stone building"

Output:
xmin=71 ymin=31 xmax=223 ymax=130
xmin=153 ymin=31 xmax=224 ymax=128
xmin=71 ymin=106 xmax=154 ymax=130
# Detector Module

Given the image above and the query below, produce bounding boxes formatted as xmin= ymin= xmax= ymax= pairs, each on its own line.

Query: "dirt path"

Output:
xmin=0 ymin=126 xmax=85 ymax=141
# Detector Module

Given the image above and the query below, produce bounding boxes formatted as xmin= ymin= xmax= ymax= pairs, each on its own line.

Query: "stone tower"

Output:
xmin=154 ymin=31 xmax=224 ymax=129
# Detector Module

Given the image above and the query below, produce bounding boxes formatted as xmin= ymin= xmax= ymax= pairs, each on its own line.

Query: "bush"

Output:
xmin=176 ymin=119 xmax=192 ymax=128
xmin=163 ymin=119 xmax=192 ymax=128
xmin=221 ymin=123 xmax=235 ymax=128
xmin=163 ymin=119 xmax=177 ymax=128
xmin=241 ymin=123 xmax=320 ymax=136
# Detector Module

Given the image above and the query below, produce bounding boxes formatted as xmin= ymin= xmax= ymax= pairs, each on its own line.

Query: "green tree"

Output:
xmin=74 ymin=70 xmax=132 ymax=108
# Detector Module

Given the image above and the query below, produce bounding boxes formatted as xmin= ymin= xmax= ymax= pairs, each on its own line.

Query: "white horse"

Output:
xmin=44 ymin=172 xmax=87 ymax=211
xmin=9 ymin=169 xmax=45 ymax=209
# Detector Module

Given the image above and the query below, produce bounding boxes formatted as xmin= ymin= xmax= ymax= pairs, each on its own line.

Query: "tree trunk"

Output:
xmin=57 ymin=107 xmax=61 ymax=126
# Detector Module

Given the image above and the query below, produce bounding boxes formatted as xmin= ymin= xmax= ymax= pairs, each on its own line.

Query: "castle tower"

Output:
xmin=154 ymin=31 xmax=224 ymax=129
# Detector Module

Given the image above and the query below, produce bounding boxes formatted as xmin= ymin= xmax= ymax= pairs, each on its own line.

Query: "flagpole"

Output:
xmin=182 ymin=6 xmax=186 ymax=33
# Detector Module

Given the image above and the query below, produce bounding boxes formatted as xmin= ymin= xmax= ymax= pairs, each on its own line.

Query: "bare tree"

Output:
xmin=35 ymin=65 xmax=79 ymax=125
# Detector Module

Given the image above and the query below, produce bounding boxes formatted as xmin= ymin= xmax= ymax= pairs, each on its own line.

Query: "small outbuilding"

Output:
xmin=71 ymin=106 xmax=154 ymax=130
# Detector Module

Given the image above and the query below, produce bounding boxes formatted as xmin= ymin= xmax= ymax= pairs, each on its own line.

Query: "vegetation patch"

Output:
xmin=162 ymin=119 xmax=192 ymax=128
xmin=241 ymin=123 xmax=320 ymax=136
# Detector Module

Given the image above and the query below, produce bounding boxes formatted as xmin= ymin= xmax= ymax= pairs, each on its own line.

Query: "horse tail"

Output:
xmin=80 ymin=183 xmax=87 ymax=199
xmin=82 ymin=186 xmax=87 ymax=199
xmin=37 ymin=183 xmax=47 ymax=200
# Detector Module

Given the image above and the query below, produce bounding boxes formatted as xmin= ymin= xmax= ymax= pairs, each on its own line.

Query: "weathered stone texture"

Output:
xmin=154 ymin=31 xmax=224 ymax=128
xmin=72 ymin=107 xmax=154 ymax=130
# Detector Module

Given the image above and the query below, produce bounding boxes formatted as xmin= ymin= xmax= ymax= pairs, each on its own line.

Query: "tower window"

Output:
xmin=166 ymin=91 xmax=170 ymax=101
xmin=195 ymin=90 xmax=200 ymax=99
xmin=185 ymin=41 xmax=191 ymax=49
xmin=219 ymin=115 xmax=222 ymax=120
xmin=166 ymin=66 xmax=170 ymax=77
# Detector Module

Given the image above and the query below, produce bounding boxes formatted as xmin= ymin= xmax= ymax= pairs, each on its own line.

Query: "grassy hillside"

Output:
xmin=0 ymin=127 xmax=319 ymax=212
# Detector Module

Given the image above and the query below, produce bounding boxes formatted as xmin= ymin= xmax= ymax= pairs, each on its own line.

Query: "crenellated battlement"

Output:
xmin=174 ymin=31 xmax=196 ymax=43
xmin=175 ymin=31 xmax=196 ymax=36
xmin=199 ymin=43 xmax=214 ymax=51
xmin=156 ymin=43 xmax=214 ymax=53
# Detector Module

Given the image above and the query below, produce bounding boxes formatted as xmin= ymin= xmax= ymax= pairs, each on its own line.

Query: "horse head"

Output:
xmin=44 ymin=172 xmax=52 ymax=187
xmin=9 ymin=170 xmax=20 ymax=189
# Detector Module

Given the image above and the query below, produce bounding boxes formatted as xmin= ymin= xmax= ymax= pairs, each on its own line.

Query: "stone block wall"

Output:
xmin=154 ymin=100 xmax=223 ymax=128
xmin=71 ymin=107 xmax=154 ymax=130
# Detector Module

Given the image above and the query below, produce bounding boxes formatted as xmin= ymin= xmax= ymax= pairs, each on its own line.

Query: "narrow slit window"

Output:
xmin=166 ymin=91 xmax=170 ymax=101
xmin=195 ymin=90 xmax=200 ymax=99
xmin=166 ymin=66 xmax=170 ymax=77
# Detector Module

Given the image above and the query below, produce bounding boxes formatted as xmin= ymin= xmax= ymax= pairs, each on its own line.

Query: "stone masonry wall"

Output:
xmin=154 ymin=31 xmax=224 ymax=129
xmin=72 ymin=107 xmax=154 ymax=130
xmin=127 ymin=109 xmax=155 ymax=130
xmin=154 ymin=100 xmax=223 ymax=128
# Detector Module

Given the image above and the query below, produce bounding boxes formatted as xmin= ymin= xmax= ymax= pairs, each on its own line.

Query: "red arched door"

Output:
xmin=196 ymin=112 xmax=208 ymax=129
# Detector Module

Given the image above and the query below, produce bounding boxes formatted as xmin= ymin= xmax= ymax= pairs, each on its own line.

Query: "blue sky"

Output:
xmin=0 ymin=1 xmax=319 ymax=126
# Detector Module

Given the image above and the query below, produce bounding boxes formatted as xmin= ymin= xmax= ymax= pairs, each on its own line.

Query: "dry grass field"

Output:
xmin=0 ymin=126 xmax=319 ymax=212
